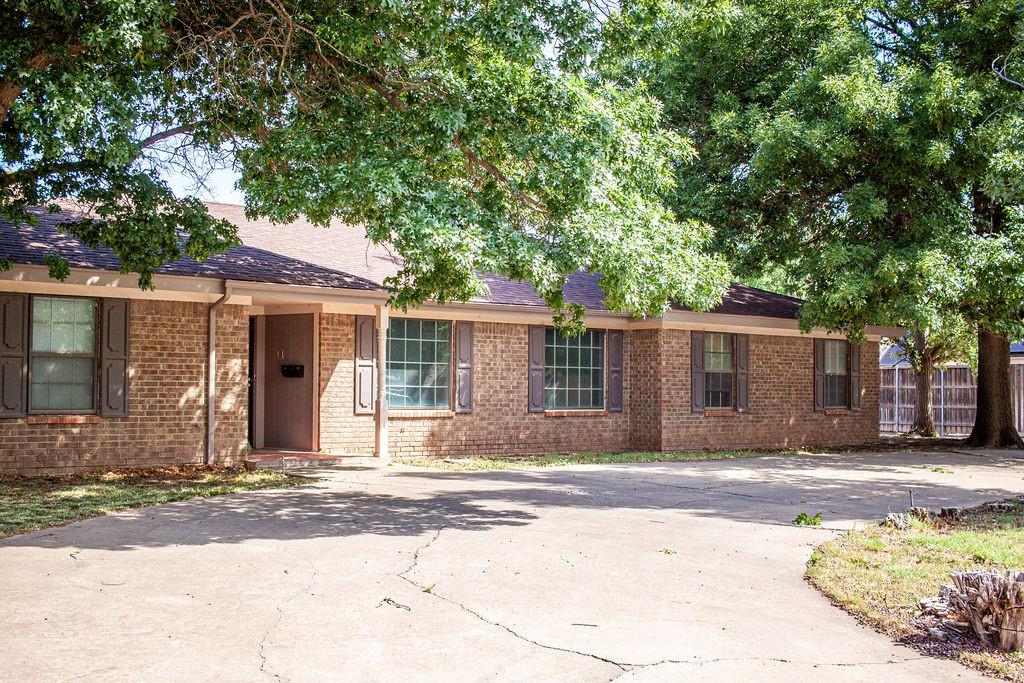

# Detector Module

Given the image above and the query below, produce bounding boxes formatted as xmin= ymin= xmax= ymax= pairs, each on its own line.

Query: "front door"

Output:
xmin=263 ymin=314 xmax=315 ymax=451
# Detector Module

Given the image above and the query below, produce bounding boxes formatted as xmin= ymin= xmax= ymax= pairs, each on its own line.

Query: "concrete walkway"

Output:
xmin=2 ymin=449 xmax=1023 ymax=682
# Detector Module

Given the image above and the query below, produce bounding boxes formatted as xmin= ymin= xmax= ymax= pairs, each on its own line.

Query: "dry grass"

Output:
xmin=808 ymin=500 xmax=1024 ymax=680
xmin=396 ymin=449 xmax=802 ymax=471
xmin=0 ymin=465 xmax=311 ymax=539
xmin=395 ymin=437 xmax=977 ymax=472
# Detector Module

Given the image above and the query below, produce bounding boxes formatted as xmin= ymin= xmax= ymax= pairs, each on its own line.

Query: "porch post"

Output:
xmin=375 ymin=305 xmax=390 ymax=461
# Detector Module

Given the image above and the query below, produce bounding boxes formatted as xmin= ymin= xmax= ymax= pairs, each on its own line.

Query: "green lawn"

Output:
xmin=397 ymin=448 xmax=806 ymax=471
xmin=0 ymin=465 xmax=310 ymax=539
xmin=808 ymin=500 xmax=1024 ymax=681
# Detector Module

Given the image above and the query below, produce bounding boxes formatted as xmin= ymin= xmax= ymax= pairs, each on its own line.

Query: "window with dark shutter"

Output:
xmin=29 ymin=296 xmax=97 ymax=413
xmin=386 ymin=318 xmax=452 ymax=409
xmin=703 ymin=332 xmax=734 ymax=408
xmin=100 ymin=299 xmax=130 ymax=416
xmin=0 ymin=294 xmax=28 ymax=418
xmin=823 ymin=340 xmax=850 ymax=408
xmin=543 ymin=327 xmax=605 ymax=410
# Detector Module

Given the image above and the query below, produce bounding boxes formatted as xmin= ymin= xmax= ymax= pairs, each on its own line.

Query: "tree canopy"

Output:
xmin=603 ymin=0 xmax=1024 ymax=340
xmin=0 ymin=0 xmax=730 ymax=329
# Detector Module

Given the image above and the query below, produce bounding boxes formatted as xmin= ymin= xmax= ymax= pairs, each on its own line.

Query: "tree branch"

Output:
xmin=140 ymin=125 xmax=197 ymax=148
xmin=993 ymin=54 xmax=1023 ymax=90
xmin=0 ymin=46 xmax=85 ymax=125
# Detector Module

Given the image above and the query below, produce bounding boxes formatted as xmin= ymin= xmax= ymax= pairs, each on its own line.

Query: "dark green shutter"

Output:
xmin=691 ymin=330 xmax=704 ymax=413
xmin=0 ymin=294 xmax=27 ymax=418
xmin=100 ymin=298 xmax=130 ymax=416
xmin=735 ymin=333 xmax=749 ymax=412
xmin=849 ymin=342 xmax=861 ymax=411
xmin=455 ymin=321 xmax=474 ymax=413
xmin=813 ymin=339 xmax=825 ymax=412
xmin=607 ymin=329 xmax=624 ymax=412
xmin=354 ymin=315 xmax=376 ymax=414
xmin=528 ymin=326 xmax=545 ymax=413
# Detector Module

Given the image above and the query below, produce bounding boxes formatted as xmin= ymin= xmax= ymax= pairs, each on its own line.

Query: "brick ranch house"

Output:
xmin=0 ymin=204 xmax=898 ymax=474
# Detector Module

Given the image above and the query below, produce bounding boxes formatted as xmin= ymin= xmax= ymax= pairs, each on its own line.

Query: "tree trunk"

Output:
xmin=912 ymin=361 xmax=937 ymax=436
xmin=966 ymin=326 xmax=1024 ymax=448
xmin=910 ymin=329 xmax=937 ymax=436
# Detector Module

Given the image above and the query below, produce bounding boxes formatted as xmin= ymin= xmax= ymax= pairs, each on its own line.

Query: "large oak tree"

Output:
xmin=1 ymin=0 xmax=729 ymax=330
xmin=605 ymin=0 xmax=1024 ymax=445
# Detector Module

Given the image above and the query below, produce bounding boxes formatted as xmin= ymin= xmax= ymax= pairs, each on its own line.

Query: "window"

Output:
xmin=30 ymin=296 xmax=97 ymax=412
xmin=386 ymin=318 xmax=451 ymax=409
xmin=823 ymin=340 xmax=849 ymax=408
xmin=544 ymin=328 xmax=605 ymax=409
xmin=704 ymin=332 xmax=734 ymax=409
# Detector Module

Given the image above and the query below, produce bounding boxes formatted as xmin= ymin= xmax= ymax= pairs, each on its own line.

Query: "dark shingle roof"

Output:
xmin=1 ymin=204 xmax=806 ymax=320
xmin=201 ymin=204 xmax=805 ymax=319
xmin=672 ymin=282 xmax=803 ymax=319
xmin=0 ymin=207 xmax=383 ymax=291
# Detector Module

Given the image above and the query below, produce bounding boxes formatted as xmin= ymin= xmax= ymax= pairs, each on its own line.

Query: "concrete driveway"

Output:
xmin=3 ymin=450 xmax=1024 ymax=682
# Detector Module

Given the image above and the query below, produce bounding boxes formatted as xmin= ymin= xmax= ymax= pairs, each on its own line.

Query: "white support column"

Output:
xmin=375 ymin=305 xmax=390 ymax=461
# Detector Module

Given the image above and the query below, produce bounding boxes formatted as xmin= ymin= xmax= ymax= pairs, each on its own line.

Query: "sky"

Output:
xmin=163 ymin=166 xmax=244 ymax=205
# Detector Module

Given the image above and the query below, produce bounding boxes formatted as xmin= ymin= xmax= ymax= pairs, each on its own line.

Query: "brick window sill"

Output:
xmin=822 ymin=408 xmax=855 ymax=416
xmin=390 ymin=410 xmax=456 ymax=419
xmin=26 ymin=415 xmax=103 ymax=425
xmin=544 ymin=410 xmax=610 ymax=418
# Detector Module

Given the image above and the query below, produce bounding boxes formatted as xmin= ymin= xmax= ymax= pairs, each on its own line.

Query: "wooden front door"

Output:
xmin=263 ymin=314 xmax=315 ymax=451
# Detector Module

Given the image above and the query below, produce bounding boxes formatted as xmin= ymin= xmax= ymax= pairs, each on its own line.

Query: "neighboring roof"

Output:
xmin=881 ymin=342 xmax=1024 ymax=367
xmin=1 ymin=202 xmax=805 ymax=319
xmin=0 ymin=207 xmax=382 ymax=291
xmin=880 ymin=344 xmax=906 ymax=368
xmin=203 ymin=202 xmax=804 ymax=319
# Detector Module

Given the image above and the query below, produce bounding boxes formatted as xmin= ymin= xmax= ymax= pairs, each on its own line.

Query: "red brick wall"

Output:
xmin=319 ymin=313 xmax=375 ymax=455
xmin=318 ymin=315 xmax=632 ymax=456
xmin=0 ymin=299 xmax=249 ymax=474
xmin=627 ymin=329 xmax=662 ymax=451
xmin=655 ymin=330 xmax=879 ymax=451
xmin=318 ymin=317 xmax=878 ymax=457
xmin=1 ymin=301 xmax=880 ymax=473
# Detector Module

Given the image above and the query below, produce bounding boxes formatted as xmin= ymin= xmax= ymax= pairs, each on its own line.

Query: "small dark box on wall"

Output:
xmin=281 ymin=364 xmax=304 ymax=378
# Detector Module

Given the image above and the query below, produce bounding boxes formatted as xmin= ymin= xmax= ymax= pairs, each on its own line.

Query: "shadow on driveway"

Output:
xmin=3 ymin=450 xmax=1022 ymax=551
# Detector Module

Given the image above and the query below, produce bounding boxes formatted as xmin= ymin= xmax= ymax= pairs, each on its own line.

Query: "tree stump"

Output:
xmin=945 ymin=570 xmax=1024 ymax=651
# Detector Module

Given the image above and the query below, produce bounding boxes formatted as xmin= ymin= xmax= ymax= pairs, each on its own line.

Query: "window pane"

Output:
xmin=30 ymin=357 xmax=94 ymax=411
xmin=825 ymin=340 xmax=848 ymax=375
xmin=825 ymin=374 xmax=849 ymax=408
xmin=32 ymin=297 xmax=94 ymax=353
xmin=385 ymin=318 xmax=451 ymax=408
xmin=703 ymin=333 xmax=735 ymax=409
xmin=544 ymin=328 xmax=605 ymax=409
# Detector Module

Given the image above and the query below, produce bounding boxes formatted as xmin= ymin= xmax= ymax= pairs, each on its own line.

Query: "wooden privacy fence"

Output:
xmin=880 ymin=365 xmax=1024 ymax=436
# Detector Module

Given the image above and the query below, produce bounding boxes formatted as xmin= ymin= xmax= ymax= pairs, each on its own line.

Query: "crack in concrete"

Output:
xmin=396 ymin=526 xmax=928 ymax=678
xmin=397 ymin=527 xmax=628 ymax=673
xmin=257 ymin=562 xmax=319 ymax=681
